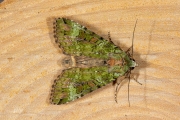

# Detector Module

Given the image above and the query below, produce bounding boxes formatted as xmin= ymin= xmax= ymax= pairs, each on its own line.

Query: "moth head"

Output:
xmin=129 ymin=59 xmax=138 ymax=70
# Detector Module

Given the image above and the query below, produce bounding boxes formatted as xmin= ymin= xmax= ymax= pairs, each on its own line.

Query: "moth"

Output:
xmin=50 ymin=18 xmax=138 ymax=105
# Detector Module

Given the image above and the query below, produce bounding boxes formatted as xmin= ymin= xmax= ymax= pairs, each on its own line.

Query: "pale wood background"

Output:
xmin=0 ymin=0 xmax=180 ymax=120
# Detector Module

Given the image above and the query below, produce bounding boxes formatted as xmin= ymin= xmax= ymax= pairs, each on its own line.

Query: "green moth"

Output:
xmin=50 ymin=18 xmax=138 ymax=105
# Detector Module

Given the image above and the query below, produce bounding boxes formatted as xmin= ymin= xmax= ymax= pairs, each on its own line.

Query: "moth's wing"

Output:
xmin=50 ymin=66 xmax=122 ymax=105
xmin=54 ymin=18 xmax=123 ymax=59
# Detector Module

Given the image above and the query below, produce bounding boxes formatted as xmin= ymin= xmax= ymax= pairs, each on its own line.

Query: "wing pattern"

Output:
xmin=51 ymin=18 xmax=135 ymax=104
xmin=54 ymin=18 xmax=123 ymax=59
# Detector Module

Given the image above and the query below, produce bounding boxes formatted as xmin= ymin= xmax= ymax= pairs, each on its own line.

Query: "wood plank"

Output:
xmin=0 ymin=0 xmax=180 ymax=120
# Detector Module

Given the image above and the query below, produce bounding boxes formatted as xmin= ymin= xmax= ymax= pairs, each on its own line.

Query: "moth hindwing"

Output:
xmin=51 ymin=18 xmax=137 ymax=105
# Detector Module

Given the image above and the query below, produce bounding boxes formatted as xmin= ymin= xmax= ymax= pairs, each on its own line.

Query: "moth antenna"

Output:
xmin=128 ymin=19 xmax=138 ymax=107
xmin=128 ymin=71 xmax=131 ymax=107
xmin=131 ymin=19 xmax=138 ymax=58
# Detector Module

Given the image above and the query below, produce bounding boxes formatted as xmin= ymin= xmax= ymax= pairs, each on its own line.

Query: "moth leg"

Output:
xmin=115 ymin=71 xmax=131 ymax=106
xmin=131 ymin=73 xmax=142 ymax=85
xmin=108 ymin=32 xmax=112 ymax=41
xmin=126 ymin=46 xmax=133 ymax=57
xmin=114 ymin=82 xmax=119 ymax=103
xmin=114 ymin=76 xmax=126 ymax=103
xmin=108 ymin=32 xmax=123 ymax=51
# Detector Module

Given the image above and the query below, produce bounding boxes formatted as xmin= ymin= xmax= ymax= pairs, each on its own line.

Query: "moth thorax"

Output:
xmin=108 ymin=58 xmax=123 ymax=66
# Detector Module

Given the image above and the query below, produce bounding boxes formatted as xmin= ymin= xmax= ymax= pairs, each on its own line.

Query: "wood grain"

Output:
xmin=0 ymin=0 xmax=180 ymax=120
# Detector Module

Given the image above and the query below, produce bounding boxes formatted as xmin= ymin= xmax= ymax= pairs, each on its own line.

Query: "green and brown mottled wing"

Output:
xmin=54 ymin=18 xmax=123 ymax=59
xmin=51 ymin=18 xmax=137 ymax=105
xmin=50 ymin=65 xmax=129 ymax=105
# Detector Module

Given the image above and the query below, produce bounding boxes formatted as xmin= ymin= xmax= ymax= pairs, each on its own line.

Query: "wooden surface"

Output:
xmin=0 ymin=0 xmax=180 ymax=120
